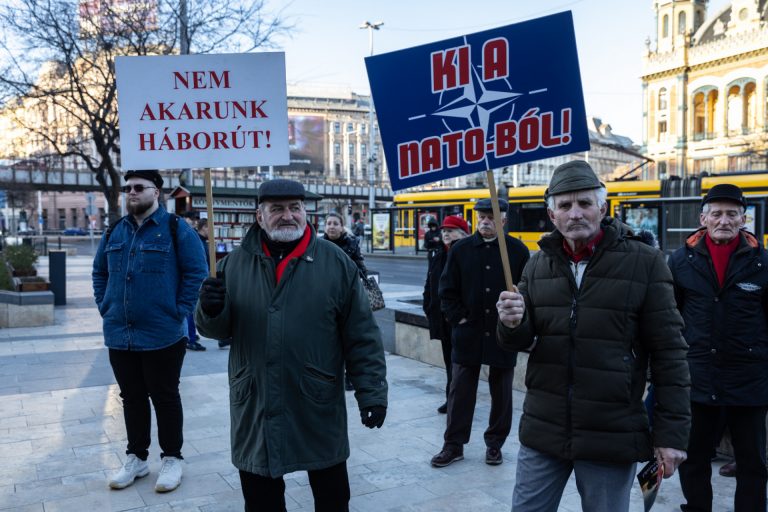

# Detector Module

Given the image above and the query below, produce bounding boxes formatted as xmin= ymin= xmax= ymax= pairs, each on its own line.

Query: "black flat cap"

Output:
xmin=474 ymin=198 xmax=508 ymax=212
xmin=258 ymin=179 xmax=306 ymax=203
xmin=702 ymin=184 xmax=746 ymax=208
xmin=545 ymin=160 xmax=603 ymax=198
xmin=125 ymin=169 xmax=164 ymax=189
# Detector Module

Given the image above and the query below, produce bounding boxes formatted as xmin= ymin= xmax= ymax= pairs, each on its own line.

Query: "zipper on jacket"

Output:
xmin=566 ymin=295 xmax=577 ymax=445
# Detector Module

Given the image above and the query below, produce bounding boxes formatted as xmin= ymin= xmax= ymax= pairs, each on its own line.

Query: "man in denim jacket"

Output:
xmin=92 ymin=169 xmax=207 ymax=493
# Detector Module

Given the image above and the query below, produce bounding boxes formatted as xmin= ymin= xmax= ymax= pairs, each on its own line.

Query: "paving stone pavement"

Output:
xmin=0 ymin=255 xmax=738 ymax=511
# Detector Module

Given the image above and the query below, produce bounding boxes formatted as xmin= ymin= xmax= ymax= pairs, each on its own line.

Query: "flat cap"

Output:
xmin=545 ymin=160 xmax=603 ymax=198
xmin=125 ymin=169 xmax=164 ymax=189
xmin=474 ymin=198 xmax=508 ymax=212
xmin=702 ymin=183 xmax=746 ymax=208
xmin=258 ymin=179 xmax=306 ymax=203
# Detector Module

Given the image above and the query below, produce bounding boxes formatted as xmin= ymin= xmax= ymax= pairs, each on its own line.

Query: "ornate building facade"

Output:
xmin=642 ymin=0 xmax=768 ymax=178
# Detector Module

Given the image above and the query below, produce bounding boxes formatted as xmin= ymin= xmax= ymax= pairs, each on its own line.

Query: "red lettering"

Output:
xmin=193 ymin=132 xmax=211 ymax=149
xmin=442 ymin=132 xmax=463 ymax=167
xmin=139 ymin=132 xmax=155 ymax=151
xmin=540 ymin=112 xmax=561 ymax=148
xmin=172 ymin=71 xmax=189 ymax=89
xmin=398 ymin=142 xmax=420 ymax=178
xmin=421 ymin=137 xmax=442 ymax=172
xmin=213 ymin=131 xmax=229 ymax=149
xmin=494 ymin=120 xmax=517 ymax=157
xmin=464 ymin=128 xmax=485 ymax=163
xmin=209 ymin=70 xmax=230 ymax=89
xmin=196 ymin=102 xmax=212 ymax=120
xmin=431 ymin=45 xmax=470 ymax=93
xmin=250 ymin=100 xmax=268 ymax=118
xmin=483 ymin=38 xmax=508 ymax=81
xmin=177 ymin=132 xmax=191 ymax=150
xmin=157 ymin=102 xmax=175 ymax=120
xmin=192 ymin=71 xmax=206 ymax=88
xmin=139 ymin=104 xmax=156 ymax=121
xmin=231 ymin=101 xmax=247 ymax=118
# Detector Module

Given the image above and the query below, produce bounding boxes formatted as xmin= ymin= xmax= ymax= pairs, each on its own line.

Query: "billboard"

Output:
xmin=279 ymin=115 xmax=326 ymax=172
xmin=365 ymin=12 xmax=589 ymax=191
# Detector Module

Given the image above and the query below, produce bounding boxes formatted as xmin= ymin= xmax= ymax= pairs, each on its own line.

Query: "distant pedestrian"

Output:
xmin=669 ymin=183 xmax=768 ymax=512
xmin=196 ymin=179 xmax=387 ymax=511
xmin=181 ymin=212 xmax=206 ymax=352
xmin=351 ymin=217 xmax=365 ymax=239
xmin=423 ymin=217 xmax=442 ymax=261
xmin=422 ymin=215 xmax=469 ymax=414
xmin=430 ymin=198 xmax=529 ymax=468
xmin=93 ymin=170 xmax=207 ymax=493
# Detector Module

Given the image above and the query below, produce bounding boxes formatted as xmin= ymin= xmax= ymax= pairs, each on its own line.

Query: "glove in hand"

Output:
xmin=199 ymin=273 xmax=226 ymax=317
xmin=360 ymin=405 xmax=386 ymax=429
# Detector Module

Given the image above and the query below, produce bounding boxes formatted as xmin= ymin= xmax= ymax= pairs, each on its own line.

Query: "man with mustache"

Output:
xmin=669 ymin=184 xmax=768 ymax=512
xmin=496 ymin=160 xmax=690 ymax=512
xmin=195 ymin=179 xmax=387 ymax=512
xmin=430 ymin=198 xmax=529 ymax=468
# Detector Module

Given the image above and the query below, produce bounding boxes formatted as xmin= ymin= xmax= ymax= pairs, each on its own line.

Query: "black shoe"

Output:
xmin=186 ymin=340 xmax=206 ymax=351
xmin=345 ymin=377 xmax=354 ymax=391
xmin=437 ymin=403 xmax=447 ymax=414
xmin=430 ymin=446 xmax=463 ymax=467
xmin=719 ymin=460 xmax=736 ymax=477
xmin=217 ymin=339 xmax=231 ymax=349
xmin=485 ymin=447 xmax=503 ymax=465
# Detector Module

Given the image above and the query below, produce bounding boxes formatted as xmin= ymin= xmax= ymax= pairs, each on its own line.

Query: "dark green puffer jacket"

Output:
xmin=196 ymin=223 xmax=387 ymax=477
xmin=497 ymin=217 xmax=690 ymax=462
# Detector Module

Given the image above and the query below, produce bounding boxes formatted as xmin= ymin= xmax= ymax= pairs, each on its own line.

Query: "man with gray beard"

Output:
xmin=196 ymin=179 xmax=388 ymax=512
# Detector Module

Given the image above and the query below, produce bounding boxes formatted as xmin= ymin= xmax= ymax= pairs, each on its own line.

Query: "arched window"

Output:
xmin=744 ymin=82 xmax=757 ymax=132
xmin=678 ymin=11 xmax=687 ymax=34
xmin=662 ymin=14 xmax=669 ymax=38
xmin=693 ymin=92 xmax=705 ymax=138
xmin=695 ymin=10 xmax=703 ymax=30
xmin=658 ymin=88 xmax=668 ymax=111
xmin=727 ymin=85 xmax=742 ymax=134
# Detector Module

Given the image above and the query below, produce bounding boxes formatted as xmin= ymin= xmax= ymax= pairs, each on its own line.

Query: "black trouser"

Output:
xmin=444 ymin=363 xmax=514 ymax=450
xmin=108 ymin=339 xmax=186 ymax=460
xmin=239 ymin=461 xmax=350 ymax=512
xmin=439 ymin=335 xmax=453 ymax=402
xmin=680 ymin=402 xmax=768 ymax=512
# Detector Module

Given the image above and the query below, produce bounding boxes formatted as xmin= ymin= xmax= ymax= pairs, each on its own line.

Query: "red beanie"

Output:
xmin=441 ymin=215 xmax=469 ymax=234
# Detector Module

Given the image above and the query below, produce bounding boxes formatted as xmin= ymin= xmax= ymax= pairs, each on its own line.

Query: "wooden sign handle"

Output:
xmin=486 ymin=170 xmax=515 ymax=292
xmin=204 ymin=169 xmax=217 ymax=277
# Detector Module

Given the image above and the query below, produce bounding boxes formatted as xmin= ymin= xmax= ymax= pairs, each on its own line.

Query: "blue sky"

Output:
xmin=274 ymin=0 xmax=730 ymax=143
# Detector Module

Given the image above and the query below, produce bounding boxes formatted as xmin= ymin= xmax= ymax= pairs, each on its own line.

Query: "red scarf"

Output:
xmin=261 ymin=225 xmax=311 ymax=283
xmin=562 ymin=229 xmax=604 ymax=263
xmin=705 ymin=233 xmax=739 ymax=286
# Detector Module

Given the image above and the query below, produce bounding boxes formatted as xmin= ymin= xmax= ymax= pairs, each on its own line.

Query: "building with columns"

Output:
xmin=641 ymin=0 xmax=768 ymax=178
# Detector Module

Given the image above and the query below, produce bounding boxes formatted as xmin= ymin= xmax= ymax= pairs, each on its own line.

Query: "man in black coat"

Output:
xmin=669 ymin=183 xmax=768 ymax=512
xmin=430 ymin=198 xmax=529 ymax=467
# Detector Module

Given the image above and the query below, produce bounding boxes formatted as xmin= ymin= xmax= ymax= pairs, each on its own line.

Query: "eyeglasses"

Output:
xmin=121 ymin=184 xmax=156 ymax=193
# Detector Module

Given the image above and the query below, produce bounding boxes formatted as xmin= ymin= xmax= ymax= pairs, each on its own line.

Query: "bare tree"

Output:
xmin=0 ymin=0 xmax=291 ymax=223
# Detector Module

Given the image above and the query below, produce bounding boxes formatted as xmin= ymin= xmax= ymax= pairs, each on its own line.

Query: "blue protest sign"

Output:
xmin=365 ymin=11 xmax=589 ymax=191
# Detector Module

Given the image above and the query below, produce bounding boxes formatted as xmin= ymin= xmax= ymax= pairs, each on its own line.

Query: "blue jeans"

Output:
xmin=186 ymin=313 xmax=198 ymax=342
xmin=512 ymin=444 xmax=636 ymax=512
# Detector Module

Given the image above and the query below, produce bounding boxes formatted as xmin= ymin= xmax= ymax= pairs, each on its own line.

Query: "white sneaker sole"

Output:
xmin=154 ymin=478 xmax=182 ymax=493
xmin=108 ymin=467 xmax=150 ymax=489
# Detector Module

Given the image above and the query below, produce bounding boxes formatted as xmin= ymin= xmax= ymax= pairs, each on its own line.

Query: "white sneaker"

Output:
xmin=154 ymin=456 xmax=183 ymax=492
xmin=108 ymin=454 xmax=149 ymax=489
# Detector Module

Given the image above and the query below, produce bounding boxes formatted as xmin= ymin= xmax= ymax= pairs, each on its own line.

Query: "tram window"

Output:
xmin=624 ymin=206 xmax=660 ymax=240
xmin=507 ymin=203 xmax=553 ymax=232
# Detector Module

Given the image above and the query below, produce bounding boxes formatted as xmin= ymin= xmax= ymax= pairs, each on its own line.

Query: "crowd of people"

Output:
xmin=92 ymin=166 xmax=767 ymax=511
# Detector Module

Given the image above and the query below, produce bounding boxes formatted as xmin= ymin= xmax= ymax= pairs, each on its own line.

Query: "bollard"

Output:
xmin=48 ymin=249 xmax=66 ymax=306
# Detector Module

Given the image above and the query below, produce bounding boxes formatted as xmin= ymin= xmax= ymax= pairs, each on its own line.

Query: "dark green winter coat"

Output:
xmin=195 ymin=223 xmax=387 ymax=478
xmin=497 ymin=217 xmax=690 ymax=463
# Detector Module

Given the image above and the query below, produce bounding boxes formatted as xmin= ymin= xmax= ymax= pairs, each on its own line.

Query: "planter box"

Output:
xmin=13 ymin=277 xmax=50 ymax=292
xmin=0 ymin=290 xmax=54 ymax=327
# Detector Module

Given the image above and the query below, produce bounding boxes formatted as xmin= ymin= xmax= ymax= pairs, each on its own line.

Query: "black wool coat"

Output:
xmin=423 ymin=243 xmax=450 ymax=341
xmin=669 ymin=228 xmax=768 ymax=406
xmin=439 ymin=232 xmax=529 ymax=368
xmin=323 ymin=232 xmax=367 ymax=275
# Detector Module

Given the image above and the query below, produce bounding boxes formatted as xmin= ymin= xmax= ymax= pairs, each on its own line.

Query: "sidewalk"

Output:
xmin=0 ymin=255 xmax=737 ymax=511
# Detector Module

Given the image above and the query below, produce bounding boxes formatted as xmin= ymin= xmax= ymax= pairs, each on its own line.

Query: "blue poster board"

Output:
xmin=365 ymin=11 xmax=589 ymax=191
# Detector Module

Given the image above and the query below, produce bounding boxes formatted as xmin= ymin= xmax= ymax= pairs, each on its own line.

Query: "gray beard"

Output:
xmin=266 ymin=226 xmax=304 ymax=242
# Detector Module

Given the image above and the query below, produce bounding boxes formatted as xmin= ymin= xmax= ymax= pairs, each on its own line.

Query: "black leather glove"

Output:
xmin=360 ymin=405 xmax=386 ymax=429
xmin=199 ymin=273 xmax=226 ymax=317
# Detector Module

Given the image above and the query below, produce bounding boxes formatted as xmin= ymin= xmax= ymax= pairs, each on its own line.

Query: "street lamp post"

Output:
xmin=360 ymin=20 xmax=383 ymax=222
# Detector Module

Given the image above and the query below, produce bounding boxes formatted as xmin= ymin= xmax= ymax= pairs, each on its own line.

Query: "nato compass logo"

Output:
xmin=397 ymin=36 xmax=573 ymax=180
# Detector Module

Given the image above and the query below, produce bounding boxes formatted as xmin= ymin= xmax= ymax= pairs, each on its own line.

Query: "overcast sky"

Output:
xmin=274 ymin=0 xmax=731 ymax=143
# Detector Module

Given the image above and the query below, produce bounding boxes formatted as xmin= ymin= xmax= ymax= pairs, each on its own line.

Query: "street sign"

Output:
xmin=365 ymin=11 xmax=589 ymax=191
xmin=116 ymin=53 xmax=289 ymax=170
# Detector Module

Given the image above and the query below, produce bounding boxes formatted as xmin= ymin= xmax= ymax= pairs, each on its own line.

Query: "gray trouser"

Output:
xmin=512 ymin=444 xmax=636 ymax=512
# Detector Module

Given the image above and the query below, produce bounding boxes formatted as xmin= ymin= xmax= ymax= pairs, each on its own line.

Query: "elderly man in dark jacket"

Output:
xmin=430 ymin=199 xmax=529 ymax=468
xmin=669 ymin=183 xmax=768 ymax=512
xmin=496 ymin=160 xmax=690 ymax=512
xmin=196 ymin=179 xmax=387 ymax=512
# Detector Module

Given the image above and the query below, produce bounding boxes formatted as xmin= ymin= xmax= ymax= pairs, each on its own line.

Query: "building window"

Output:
xmin=334 ymin=142 xmax=340 ymax=155
xmin=335 ymin=163 xmax=341 ymax=175
xmin=657 ymin=121 xmax=668 ymax=141
xmin=727 ymin=84 xmax=742 ymax=134
xmin=349 ymin=143 xmax=355 ymax=156
xmin=739 ymin=8 xmax=748 ymax=21
xmin=695 ymin=10 xmax=703 ymax=30
xmin=693 ymin=158 xmax=714 ymax=174
xmin=360 ymin=124 xmax=366 ymax=135
xmin=70 ymin=208 xmax=78 ymax=227
xmin=333 ymin=122 xmax=340 ymax=134
xmin=662 ymin=14 xmax=669 ymax=37
xmin=347 ymin=122 xmax=354 ymax=132
xmin=361 ymin=143 xmax=367 ymax=160
xmin=657 ymin=161 xmax=668 ymax=178
xmin=728 ymin=154 xmax=751 ymax=172
xmin=678 ymin=11 xmax=686 ymax=34
xmin=658 ymin=88 xmax=668 ymax=111
xmin=58 ymin=208 xmax=66 ymax=230
xmin=349 ymin=164 xmax=355 ymax=176
xmin=744 ymin=82 xmax=757 ymax=133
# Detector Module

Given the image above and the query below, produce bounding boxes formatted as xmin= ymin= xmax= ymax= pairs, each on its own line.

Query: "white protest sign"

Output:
xmin=116 ymin=53 xmax=289 ymax=169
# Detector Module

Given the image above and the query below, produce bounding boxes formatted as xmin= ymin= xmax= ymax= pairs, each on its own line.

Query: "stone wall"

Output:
xmin=0 ymin=290 xmax=55 ymax=327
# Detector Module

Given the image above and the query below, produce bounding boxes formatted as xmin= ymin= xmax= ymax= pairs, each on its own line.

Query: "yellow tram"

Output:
xmin=391 ymin=172 xmax=768 ymax=253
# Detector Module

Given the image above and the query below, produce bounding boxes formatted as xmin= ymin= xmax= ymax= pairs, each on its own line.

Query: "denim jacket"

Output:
xmin=92 ymin=207 xmax=208 ymax=350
